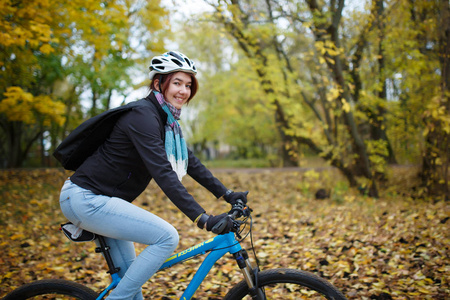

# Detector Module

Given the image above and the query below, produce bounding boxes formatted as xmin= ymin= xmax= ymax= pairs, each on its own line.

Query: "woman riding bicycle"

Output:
xmin=59 ymin=51 xmax=248 ymax=300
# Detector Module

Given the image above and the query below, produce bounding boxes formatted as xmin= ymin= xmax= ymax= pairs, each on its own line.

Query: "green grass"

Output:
xmin=202 ymin=156 xmax=329 ymax=169
xmin=203 ymin=158 xmax=274 ymax=168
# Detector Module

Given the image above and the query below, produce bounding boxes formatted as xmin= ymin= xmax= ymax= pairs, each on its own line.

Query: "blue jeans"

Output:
xmin=59 ymin=179 xmax=179 ymax=300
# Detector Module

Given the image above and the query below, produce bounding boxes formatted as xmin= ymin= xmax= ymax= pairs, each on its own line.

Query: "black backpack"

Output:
xmin=53 ymin=99 xmax=149 ymax=171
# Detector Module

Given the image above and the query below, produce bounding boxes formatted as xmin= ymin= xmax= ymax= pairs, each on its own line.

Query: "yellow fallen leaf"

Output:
xmin=10 ymin=233 xmax=25 ymax=240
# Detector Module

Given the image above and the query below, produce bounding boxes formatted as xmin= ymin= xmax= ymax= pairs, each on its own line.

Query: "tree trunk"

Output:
xmin=91 ymin=90 xmax=98 ymax=118
xmin=371 ymin=0 xmax=397 ymax=165
xmin=306 ymin=0 xmax=378 ymax=196
xmin=420 ymin=0 xmax=450 ymax=200
xmin=5 ymin=122 xmax=21 ymax=168
xmin=105 ymin=89 xmax=113 ymax=110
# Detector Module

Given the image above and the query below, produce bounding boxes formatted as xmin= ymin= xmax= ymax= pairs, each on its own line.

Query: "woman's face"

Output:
xmin=157 ymin=72 xmax=192 ymax=109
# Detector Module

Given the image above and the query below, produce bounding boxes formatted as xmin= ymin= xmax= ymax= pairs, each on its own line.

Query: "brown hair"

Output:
xmin=150 ymin=72 xmax=198 ymax=103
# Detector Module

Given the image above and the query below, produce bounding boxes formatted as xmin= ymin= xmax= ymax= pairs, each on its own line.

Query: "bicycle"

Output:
xmin=3 ymin=201 xmax=347 ymax=299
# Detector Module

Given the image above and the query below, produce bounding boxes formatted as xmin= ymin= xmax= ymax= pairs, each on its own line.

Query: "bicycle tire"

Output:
xmin=3 ymin=279 xmax=98 ymax=300
xmin=224 ymin=268 xmax=347 ymax=300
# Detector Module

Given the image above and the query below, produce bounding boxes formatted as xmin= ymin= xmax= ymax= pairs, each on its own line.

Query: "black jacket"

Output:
xmin=71 ymin=93 xmax=227 ymax=221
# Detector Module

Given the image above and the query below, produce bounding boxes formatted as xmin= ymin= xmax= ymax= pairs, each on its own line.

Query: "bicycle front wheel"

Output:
xmin=3 ymin=279 xmax=98 ymax=300
xmin=224 ymin=268 xmax=347 ymax=300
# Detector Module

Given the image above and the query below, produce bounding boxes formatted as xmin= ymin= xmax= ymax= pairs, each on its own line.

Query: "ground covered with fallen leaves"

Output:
xmin=0 ymin=168 xmax=448 ymax=299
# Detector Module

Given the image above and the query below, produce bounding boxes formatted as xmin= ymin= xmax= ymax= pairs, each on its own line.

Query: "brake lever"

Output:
xmin=228 ymin=205 xmax=253 ymax=218
xmin=229 ymin=203 xmax=252 ymax=218
xmin=232 ymin=220 xmax=243 ymax=239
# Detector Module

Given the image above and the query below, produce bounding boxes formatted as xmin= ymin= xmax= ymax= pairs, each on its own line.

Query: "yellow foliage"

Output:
xmin=314 ymin=40 xmax=342 ymax=58
xmin=341 ymin=99 xmax=351 ymax=113
xmin=0 ymin=0 xmax=55 ymax=51
xmin=34 ymin=95 xmax=66 ymax=126
xmin=0 ymin=87 xmax=66 ymax=126
xmin=424 ymin=94 xmax=450 ymax=135
xmin=366 ymin=140 xmax=389 ymax=173
xmin=0 ymin=87 xmax=34 ymax=123
xmin=326 ymin=87 xmax=341 ymax=102
xmin=39 ymin=44 xmax=54 ymax=55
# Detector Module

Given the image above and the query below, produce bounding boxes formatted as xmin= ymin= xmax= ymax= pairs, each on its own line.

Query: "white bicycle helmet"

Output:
xmin=149 ymin=51 xmax=197 ymax=80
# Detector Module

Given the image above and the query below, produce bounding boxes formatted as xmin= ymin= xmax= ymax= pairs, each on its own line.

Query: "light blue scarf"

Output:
xmin=154 ymin=91 xmax=188 ymax=181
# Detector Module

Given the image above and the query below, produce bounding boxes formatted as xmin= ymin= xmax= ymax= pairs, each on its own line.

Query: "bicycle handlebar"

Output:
xmin=211 ymin=199 xmax=251 ymax=234
xmin=229 ymin=199 xmax=251 ymax=219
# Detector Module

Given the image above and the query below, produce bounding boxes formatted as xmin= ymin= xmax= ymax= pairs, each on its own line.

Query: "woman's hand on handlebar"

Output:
xmin=206 ymin=213 xmax=234 ymax=234
xmin=224 ymin=190 xmax=249 ymax=205
xmin=197 ymin=212 xmax=234 ymax=234
xmin=196 ymin=197 xmax=252 ymax=235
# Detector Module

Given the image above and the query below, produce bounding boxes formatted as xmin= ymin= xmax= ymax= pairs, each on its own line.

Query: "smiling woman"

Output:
xmin=160 ymin=72 xmax=191 ymax=109
xmin=55 ymin=50 xmax=249 ymax=300
xmin=151 ymin=72 xmax=197 ymax=109
xmin=148 ymin=51 xmax=199 ymax=104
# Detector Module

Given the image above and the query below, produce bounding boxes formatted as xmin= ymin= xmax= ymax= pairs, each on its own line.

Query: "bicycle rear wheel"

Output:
xmin=3 ymin=279 xmax=98 ymax=300
xmin=224 ymin=268 xmax=347 ymax=300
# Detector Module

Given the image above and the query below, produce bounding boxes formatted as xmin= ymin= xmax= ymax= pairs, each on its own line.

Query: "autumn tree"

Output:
xmin=417 ymin=0 xmax=449 ymax=199
xmin=369 ymin=0 xmax=448 ymax=198
xmin=0 ymin=0 xmax=66 ymax=167
xmin=194 ymin=0 xmax=447 ymax=197
xmin=200 ymin=0 xmax=307 ymax=167
xmin=0 ymin=0 xmax=169 ymax=168
xmin=175 ymin=22 xmax=281 ymax=163
xmin=63 ymin=1 xmax=169 ymax=117
xmin=201 ymin=0 xmax=379 ymax=195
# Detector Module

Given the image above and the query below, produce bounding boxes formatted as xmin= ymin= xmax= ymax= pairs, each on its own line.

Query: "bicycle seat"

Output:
xmin=61 ymin=222 xmax=96 ymax=242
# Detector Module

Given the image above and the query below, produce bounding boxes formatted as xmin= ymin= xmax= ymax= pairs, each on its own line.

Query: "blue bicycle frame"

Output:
xmin=97 ymin=232 xmax=243 ymax=300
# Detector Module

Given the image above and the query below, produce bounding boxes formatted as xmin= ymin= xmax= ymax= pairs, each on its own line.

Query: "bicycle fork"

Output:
xmin=234 ymin=250 xmax=265 ymax=300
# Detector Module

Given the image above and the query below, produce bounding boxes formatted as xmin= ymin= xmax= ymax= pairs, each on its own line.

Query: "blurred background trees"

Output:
xmin=0 ymin=0 xmax=168 ymax=168
xmin=1 ymin=0 xmax=448 ymax=199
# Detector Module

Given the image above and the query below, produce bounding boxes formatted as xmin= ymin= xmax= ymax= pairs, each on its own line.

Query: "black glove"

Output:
xmin=205 ymin=213 xmax=233 ymax=234
xmin=223 ymin=190 xmax=249 ymax=205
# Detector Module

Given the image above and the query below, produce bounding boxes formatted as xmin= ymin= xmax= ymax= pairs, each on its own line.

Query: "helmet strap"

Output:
xmin=158 ymin=74 xmax=164 ymax=93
